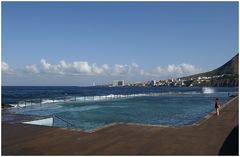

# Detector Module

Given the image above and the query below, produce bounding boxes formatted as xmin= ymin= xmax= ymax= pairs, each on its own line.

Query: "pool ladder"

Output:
xmin=52 ymin=115 xmax=75 ymax=128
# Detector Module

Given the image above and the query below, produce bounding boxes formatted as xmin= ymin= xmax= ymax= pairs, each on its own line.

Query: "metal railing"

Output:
xmin=15 ymin=94 xmax=132 ymax=108
xmin=52 ymin=115 xmax=75 ymax=128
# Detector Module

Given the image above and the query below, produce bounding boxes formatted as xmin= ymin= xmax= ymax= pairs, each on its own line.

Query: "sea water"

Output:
xmin=2 ymin=86 xmax=238 ymax=131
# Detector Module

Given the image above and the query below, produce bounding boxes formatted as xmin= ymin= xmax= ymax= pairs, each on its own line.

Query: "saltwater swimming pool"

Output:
xmin=7 ymin=87 xmax=237 ymax=131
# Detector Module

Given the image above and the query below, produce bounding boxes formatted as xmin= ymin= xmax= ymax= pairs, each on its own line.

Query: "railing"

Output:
xmin=15 ymin=94 xmax=132 ymax=108
xmin=16 ymin=96 xmax=78 ymax=108
xmin=52 ymin=114 xmax=75 ymax=128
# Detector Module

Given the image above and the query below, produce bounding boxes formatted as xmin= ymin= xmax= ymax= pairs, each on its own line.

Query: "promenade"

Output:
xmin=2 ymin=97 xmax=238 ymax=155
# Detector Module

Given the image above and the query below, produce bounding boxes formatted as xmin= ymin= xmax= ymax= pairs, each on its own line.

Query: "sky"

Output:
xmin=2 ymin=2 xmax=238 ymax=86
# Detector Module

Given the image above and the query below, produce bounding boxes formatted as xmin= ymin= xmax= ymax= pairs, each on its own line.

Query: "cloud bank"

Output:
xmin=151 ymin=63 xmax=201 ymax=78
xmin=2 ymin=61 xmax=14 ymax=74
xmin=21 ymin=59 xmax=202 ymax=78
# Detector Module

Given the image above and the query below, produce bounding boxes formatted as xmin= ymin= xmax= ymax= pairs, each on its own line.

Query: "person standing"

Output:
xmin=215 ymin=98 xmax=220 ymax=116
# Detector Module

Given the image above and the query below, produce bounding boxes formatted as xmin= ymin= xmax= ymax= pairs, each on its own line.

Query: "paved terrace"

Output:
xmin=2 ymin=97 xmax=239 ymax=155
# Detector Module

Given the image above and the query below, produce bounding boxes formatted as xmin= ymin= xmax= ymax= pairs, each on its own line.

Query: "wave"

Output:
xmin=202 ymin=87 xmax=215 ymax=94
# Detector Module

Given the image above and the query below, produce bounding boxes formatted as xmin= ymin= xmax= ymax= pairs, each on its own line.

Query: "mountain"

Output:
xmin=198 ymin=53 xmax=238 ymax=77
xmin=181 ymin=54 xmax=239 ymax=87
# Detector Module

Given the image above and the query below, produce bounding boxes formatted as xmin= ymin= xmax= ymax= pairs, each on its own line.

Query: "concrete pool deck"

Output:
xmin=2 ymin=96 xmax=239 ymax=155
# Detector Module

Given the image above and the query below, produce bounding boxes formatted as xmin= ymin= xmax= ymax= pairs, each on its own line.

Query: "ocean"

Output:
xmin=2 ymin=86 xmax=238 ymax=131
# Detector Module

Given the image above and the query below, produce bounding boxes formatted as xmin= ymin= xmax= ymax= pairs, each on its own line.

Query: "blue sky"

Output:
xmin=2 ymin=2 xmax=238 ymax=86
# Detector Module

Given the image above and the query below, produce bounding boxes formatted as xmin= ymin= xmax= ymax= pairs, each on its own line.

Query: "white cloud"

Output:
xmin=129 ymin=63 xmax=145 ymax=75
xmin=25 ymin=64 xmax=39 ymax=74
xmin=40 ymin=59 xmax=64 ymax=74
xmin=2 ymin=62 xmax=9 ymax=72
xmin=180 ymin=63 xmax=200 ymax=74
xmin=151 ymin=63 xmax=202 ymax=78
xmin=112 ymin=64 xmax=129 ymax=75
xmin=36 ymin=59 xmax=147 ymax=76
xmin=102 ymin=64 xmax=109 ymax=70
xmin=72 ymin=61 xmax=92 ymax=74
xmin=19 ymin=59 xmax=202 ymax=79
xmin=111 ymin=63 xmax=146 ymax=76
xmin=92 ymin=64 xmax=104 ymax=75
xmin=2 ymin=61 xmax=14 ymax=74
xmin=36 ymin=59 xmax=109 ymax=75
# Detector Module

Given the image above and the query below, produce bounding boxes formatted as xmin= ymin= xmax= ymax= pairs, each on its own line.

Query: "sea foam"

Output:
xmin=202 ymin=87 xmax=215 ymax=94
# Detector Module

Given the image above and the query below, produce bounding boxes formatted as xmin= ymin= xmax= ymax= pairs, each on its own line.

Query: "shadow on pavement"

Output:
xmin=219 ymin=125 xmax=239 ymax=155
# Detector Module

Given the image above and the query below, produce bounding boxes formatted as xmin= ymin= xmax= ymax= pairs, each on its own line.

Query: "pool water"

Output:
xmin=10 ymin=92 xmax=233 ymax=131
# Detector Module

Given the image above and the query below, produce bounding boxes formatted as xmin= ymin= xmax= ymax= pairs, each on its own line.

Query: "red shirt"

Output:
xmin=215 ymin=100 xmax=220 ymax=108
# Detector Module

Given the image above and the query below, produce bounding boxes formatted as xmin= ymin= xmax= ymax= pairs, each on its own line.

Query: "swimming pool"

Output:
xmin=8 ymin=88 xmax=235 ymax=131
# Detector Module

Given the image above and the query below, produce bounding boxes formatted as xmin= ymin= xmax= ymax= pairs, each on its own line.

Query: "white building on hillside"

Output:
xmin=112 ymin=80 xmax=125 ymax=87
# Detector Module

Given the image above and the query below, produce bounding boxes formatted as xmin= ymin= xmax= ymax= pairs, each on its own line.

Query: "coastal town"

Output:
xmin=110 ymin=53 xmax=238 ymax=88
xmin=109 ymin=74 xmax=238 ymax=87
